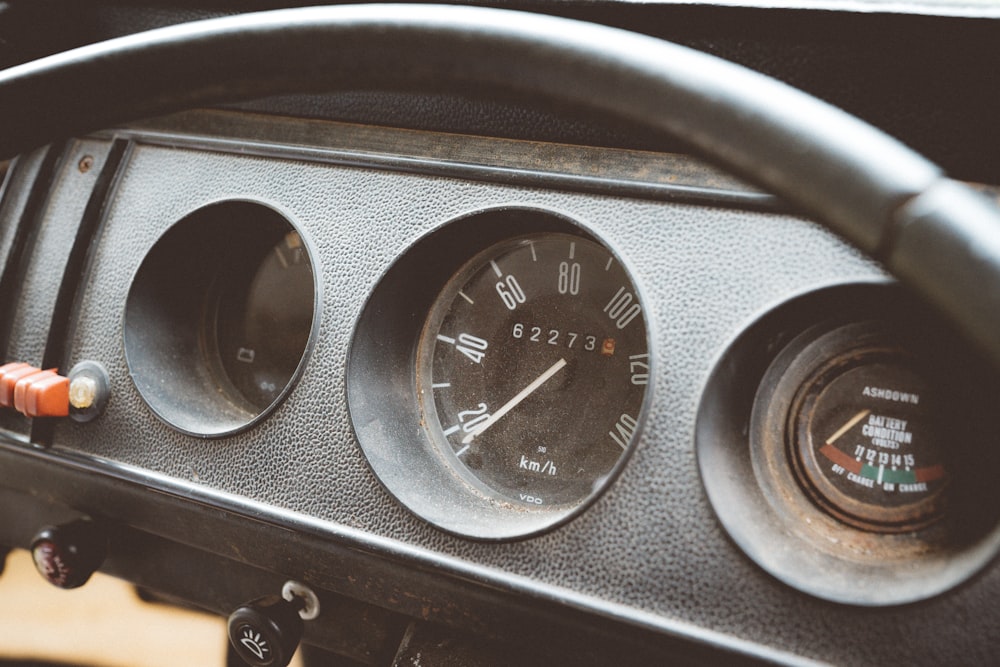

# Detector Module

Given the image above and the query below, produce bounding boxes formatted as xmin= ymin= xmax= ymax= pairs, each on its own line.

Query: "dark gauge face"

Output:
xmin=210 ymin=231 xmax=314 ymax=411
xmin=419 ymin=234 xmax=650 ymax=507
xmin=791 ymin=351 xmax=947 ymax=531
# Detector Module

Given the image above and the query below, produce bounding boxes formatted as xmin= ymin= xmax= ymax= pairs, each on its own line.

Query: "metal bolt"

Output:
xmin=67 ymin=361 xmax=110 ymax=422
xmin=78 ymin=155 xmax=94 ymax=173
xmin=68 ymin=376 xmax=98 ymax=410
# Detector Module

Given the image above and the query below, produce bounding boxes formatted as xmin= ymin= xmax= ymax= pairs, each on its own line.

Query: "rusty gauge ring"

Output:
xmin=347 ymin=208 xmax=652 ymax=540
xmin=787 ymin=344 xmax=947 ymax=532
xmin=696 ymin=287 xmax=1000 ymax=606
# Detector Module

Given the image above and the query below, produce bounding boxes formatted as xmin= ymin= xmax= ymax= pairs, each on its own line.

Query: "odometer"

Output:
xmin=418 ymin=234 xmax=650 ymax=507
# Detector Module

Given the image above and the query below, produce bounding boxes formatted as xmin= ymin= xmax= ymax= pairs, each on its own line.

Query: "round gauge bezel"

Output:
xmin=123 ymin=199 xmax=320 ymax=438
xmin=346 ymin=207 xmax=654 ymax=540
xmin=695 ymin=285 xmax=1000 ymax=606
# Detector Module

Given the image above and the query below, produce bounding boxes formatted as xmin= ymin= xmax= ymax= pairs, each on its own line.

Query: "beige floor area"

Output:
xmin=0 ymin=549 xmax=303 ymax=667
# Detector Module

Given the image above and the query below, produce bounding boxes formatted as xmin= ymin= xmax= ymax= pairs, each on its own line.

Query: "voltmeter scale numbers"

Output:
xmin=791 ymin=352 xmax=947 ymax=531
xmin=420 ymin=234 xmax=649 ymax=507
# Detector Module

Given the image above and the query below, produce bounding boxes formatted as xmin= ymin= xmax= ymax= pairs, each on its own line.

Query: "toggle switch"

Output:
xmin=0 ymin=360 xmax=110 ymax=419
xmin=0 ymin=362 xmax=69 ymax=417
xmin=0 ymin=362 xmax=44 ymax=409
xmin=14 ymin=369 xmax=69 ymax=417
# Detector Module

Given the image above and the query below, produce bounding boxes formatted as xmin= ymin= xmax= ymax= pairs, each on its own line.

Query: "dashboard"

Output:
xmin=0 ymin=2 xmax=999 ymax=666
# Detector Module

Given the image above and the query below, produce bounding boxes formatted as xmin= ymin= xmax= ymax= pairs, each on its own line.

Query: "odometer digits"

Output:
xmin=419 ymin=234 xmax=649 ymax=507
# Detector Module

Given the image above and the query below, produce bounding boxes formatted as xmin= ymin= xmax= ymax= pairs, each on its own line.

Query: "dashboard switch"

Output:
xmin=30 ymin=519 xmax=107 ymax=589
xmin=228 ymin=589 xmax=313 ymax=667
xmin=0 ymin=362 xmax=40 ymax=407
xmin=0 ymin=361 xmax=110 ymax=419
xmin=13 ymin=369 xmax=69 ymax=417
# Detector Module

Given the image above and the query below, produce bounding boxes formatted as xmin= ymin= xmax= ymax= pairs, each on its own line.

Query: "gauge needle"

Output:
xmin=462 ymin=358 xmax=567 ymax=444
xmin=826 ymin=409 xmax=871 ymax=444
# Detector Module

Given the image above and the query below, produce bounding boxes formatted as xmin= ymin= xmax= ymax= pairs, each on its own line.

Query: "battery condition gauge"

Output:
xmin=747 ymin=318 xmax=1000 ymax=536
xmin=789 ymin=349 xmax=946 ymax=531
xmin=704 ymin=299 xmax=1000 ymax=604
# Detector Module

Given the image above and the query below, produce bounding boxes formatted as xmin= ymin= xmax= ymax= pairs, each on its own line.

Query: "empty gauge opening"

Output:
xmin=124 ymin=201 xmax=317 ymax=437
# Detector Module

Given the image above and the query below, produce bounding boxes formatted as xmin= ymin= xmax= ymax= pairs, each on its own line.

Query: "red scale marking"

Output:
xmin=819 ymin=444 xmax=863 ymax=474
xmin=915 ymin=464 xmax=946 ymax=483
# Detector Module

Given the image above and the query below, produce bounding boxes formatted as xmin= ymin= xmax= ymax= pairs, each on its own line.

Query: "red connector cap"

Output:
xmin=0 ymin=362 xmax=38 ymax=408
xmin=15 ymin=369 xmax=69 ymax=417
xmin=0 ymin=363 xmax=70 ymax=417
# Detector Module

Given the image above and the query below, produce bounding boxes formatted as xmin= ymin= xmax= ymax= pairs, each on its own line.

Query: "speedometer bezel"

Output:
xmin=346 ymin=206 xmax=654 ymax=540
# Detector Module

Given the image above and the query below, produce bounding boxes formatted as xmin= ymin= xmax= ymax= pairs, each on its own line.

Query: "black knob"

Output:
xmin=30 ymin=519 xmax=107 ymax=589
xmin=228 ymin=595 xmax=304 ymax=667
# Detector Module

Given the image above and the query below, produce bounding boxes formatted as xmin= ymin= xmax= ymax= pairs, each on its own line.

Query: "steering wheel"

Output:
xmin=1 ymin=5 xmax=998 ymax=361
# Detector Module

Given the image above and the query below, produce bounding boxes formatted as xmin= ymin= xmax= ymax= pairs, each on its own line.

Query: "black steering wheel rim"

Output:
xmin=2 ymin=3 xmax=999 ymax=365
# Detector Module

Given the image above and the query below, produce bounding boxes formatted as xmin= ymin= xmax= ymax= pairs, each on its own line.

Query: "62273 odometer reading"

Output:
xmin=419 ymin=234 xmax=650 ymax=507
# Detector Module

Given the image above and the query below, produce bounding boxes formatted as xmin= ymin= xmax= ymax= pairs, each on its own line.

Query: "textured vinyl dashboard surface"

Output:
xmin=3 ymin=111 xmax=998 ymax=665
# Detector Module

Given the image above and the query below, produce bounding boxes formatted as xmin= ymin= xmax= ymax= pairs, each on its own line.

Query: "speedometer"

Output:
xmin=418 ymin=234 xmax=649 ymax=507
xmin=349 ymin=209 xmax=652 ymax=538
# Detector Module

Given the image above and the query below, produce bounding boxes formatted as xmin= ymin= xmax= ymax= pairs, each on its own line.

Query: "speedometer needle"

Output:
xmin=462 ymin=358 xmax=567 ymax=444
